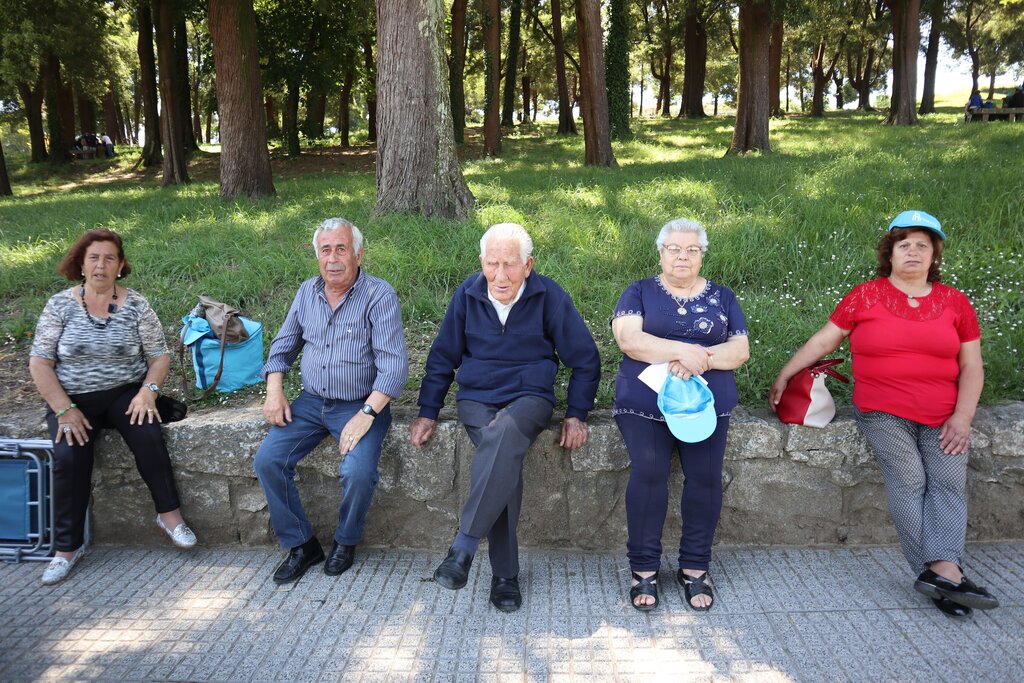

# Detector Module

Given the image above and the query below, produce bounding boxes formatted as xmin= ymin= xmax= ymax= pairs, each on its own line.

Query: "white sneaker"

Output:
xmin=41 ymin=548 xmax=85 ymax=585
xmin=156 ymin=515 xmax=197 ymax=549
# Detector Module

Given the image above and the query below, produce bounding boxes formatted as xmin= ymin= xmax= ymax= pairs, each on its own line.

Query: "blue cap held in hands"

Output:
xmin=656 ymin=374 xmax=717 ymax=443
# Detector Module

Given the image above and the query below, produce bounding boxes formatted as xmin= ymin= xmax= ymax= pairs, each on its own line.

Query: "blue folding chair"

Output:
xmin=0 ymin=438 xmax=56 ymax=562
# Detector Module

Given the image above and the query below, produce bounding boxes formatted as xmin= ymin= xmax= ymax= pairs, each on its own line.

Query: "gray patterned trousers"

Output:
xmin=855 ymin=409 xmax=969 ymax=574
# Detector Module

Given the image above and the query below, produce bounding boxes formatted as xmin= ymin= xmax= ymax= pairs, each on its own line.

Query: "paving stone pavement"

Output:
xmin=1 ymin=543 xmax=1022 ymax=682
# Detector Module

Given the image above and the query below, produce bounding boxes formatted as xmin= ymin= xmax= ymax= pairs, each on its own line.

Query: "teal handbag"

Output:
xmin=180 ymin=314 xmax=264 ymax=396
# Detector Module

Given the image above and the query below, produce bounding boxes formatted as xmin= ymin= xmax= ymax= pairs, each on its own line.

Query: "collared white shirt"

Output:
xmin=487 ymin=281 xmax=527 ymax=325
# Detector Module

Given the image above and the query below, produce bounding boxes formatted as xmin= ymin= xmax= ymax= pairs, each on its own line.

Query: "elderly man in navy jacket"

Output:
xmin=409 ymin=223 xmax=601 ymax=613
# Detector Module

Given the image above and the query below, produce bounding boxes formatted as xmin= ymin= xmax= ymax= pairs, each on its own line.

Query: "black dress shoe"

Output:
xmin=916 ymin=568 xmax=998 ymax=610
xmin=273 ymin=537 xmax=325 ymax=584
xmin=932 ymin=597 xmax=973 ymax=617
xmin=934 ymin=574 xmax=999 ymax=610
xmin=490 ymin=576 xmax=522 ymax=612
xmin=433 ymin=546 xmax=473 ymax=590
xmin=324 ymin=542 xmax=355 ymax=576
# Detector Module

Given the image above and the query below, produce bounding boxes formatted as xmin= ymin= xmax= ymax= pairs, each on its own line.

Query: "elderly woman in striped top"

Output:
xmin=29 ymin=229 xmax=196 ymax=586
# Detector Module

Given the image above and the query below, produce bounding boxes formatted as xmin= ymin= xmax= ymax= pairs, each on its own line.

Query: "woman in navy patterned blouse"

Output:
xmin=29 ymin=230 xmax=196 ymax=586
xmin=611 ymin=219 xmax=750 ymax=611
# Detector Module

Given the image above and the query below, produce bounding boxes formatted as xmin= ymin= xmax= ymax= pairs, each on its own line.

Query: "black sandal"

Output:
xmin=678 ymin=569 xmax=714 ymax=612
xmin=629 ymin=571 xmax=659 ymax=611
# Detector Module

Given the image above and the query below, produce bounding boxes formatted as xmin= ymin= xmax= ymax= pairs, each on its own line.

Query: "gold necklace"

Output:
xmin=663 ymin=276 xmax=700 ymax=315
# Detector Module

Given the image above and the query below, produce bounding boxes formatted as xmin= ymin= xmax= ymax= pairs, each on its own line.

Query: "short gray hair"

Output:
xmin=312 ymin=218 xmax=364 ymax=254
xmin=480 ymin=223 xmax=533 ymax=263
xmin=655 ymin=218 xmax=708 ymax=252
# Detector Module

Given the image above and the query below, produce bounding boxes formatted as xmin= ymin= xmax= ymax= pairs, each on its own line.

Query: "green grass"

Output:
xmin=1 ymin=108 xmax=1022 ymax=410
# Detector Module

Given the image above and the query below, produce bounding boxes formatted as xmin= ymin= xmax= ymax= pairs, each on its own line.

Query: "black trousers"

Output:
xmin=45 ymin=383 xmax=182 ymax=551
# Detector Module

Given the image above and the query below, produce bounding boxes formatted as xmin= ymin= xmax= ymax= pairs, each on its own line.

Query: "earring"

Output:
xmin=117 ymin=272 xmax=122 ymax=279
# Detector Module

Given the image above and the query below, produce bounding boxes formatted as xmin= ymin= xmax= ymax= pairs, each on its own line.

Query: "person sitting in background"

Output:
xmin=967 ymin=90 xmax=983 ymax=110
xmin=100 ymin=133 xmax=115 ymax=157
xmin=1006 ymin=86 xmax=1024 ymax=109
xmin=29 ymin=229 xmax=197 ymax=586
xmin=770 ymin=211 xmax=999 ymax=619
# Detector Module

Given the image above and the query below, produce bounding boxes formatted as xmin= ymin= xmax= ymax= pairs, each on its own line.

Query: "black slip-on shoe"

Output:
xmin=324 ymin=542 xmax=355 ymax=576
xmin=433 ymin=546 xmax=473 ymax=590
xmin=273 ymin=537 xmax=325 ymax=584
xmin=490 ymin=576 xmax=522 ymax=613
xmin=932 ymin=597 xmax=973 ymax=618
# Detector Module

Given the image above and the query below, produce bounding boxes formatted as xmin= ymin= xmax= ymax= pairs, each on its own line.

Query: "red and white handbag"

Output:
xmin=776 ymin=358 xmax=850 ymax=428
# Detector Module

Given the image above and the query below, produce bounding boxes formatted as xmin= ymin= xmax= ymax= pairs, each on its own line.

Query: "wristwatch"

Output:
xmin=360 ymin=404 xmax=377 ymax=418
xmin=144 ymin=383 xmax=161 ymax=394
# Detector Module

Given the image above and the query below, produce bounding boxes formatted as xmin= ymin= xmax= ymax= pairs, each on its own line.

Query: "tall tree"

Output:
xmin=153 ymin=0 xmax=190 ymax=184
xmin=918 ymin=0 xmax=944 ymax=114
xmin=482 ymin=0 xmax=501 ymax=155
xmin=551 ymin=0 xmax=577 ymax=133
xmin=883 ymin=0 xmax=921 ymax=125
xmin=42 ymin=51 xmax=74 ymax=163
xmin=174 ymin=15 xmax=198 ymax=151
xmin=605 ymin=0 xmax=631 ymax=136
xmin=137 ymin=1 xmax=162 ymax=167
xmin=209 ymin=0 xmax=275 ymax=198
xmin=375 ymin=0 xmax=474 ymax=219
xmin=0 ymin=135 xmax=10 ymax=196
xmin=449 ymin=0 xmax=468 ymax=142
xmin=768 ymin=17 xmax=784 ymax=117
xmin=575 ymin=0 xmax=616 ymax=166
xmin=501 ymin=0 xmax=523 ymax=127
xmin=16 ymin=73 xmax=47 ymax=162
xmin=338 ymin=67 xmax=354 ymax=147
xmin=729 ymin=0 xmax=773 ymax=153
xmin=681 ymin=0 xmax=721 ymax=119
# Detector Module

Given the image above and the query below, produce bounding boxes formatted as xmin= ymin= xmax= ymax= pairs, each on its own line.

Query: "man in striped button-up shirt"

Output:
xmin=253 ymin=218 xmax=408 ymax=585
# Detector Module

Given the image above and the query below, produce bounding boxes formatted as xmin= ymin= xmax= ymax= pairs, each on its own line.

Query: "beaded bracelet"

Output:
xmin=55 ymin=403 xmax=77 ymax=417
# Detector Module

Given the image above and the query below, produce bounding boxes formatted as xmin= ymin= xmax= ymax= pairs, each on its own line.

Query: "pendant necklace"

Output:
xmin=80 ymin=284 xmax=119 ymax=328
xmin=664 ymin=276 xmax=699 ymax=315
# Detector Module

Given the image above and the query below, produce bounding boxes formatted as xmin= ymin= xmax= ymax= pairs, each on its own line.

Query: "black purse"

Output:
xmin=156 ymin=394 xmax=188 ymax=423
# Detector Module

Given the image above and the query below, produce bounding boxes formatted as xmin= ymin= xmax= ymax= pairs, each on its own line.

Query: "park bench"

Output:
xmin=965 ymin=107 xmax=1024 ymax=122
xmin=72 ymin=147 xmax=98 ymax=160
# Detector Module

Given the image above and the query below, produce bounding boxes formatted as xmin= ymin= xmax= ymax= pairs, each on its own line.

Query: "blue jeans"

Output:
xmin=253 ymin=391 xmax=392 ymax=549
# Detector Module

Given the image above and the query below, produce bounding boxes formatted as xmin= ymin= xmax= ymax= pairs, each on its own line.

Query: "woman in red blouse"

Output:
xmin=769 ymin=211 xmax=998 ymax=618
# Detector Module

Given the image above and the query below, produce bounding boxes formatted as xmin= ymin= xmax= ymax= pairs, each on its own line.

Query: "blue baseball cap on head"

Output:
xmin=887 ymin=210 xmax=945 ymax=240
xmin=657 ymin=374 xmax=717 ymax=443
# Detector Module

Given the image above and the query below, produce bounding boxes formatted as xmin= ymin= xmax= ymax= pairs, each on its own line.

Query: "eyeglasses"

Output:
xmin=662 ymin=246 xmax=704 ymax=258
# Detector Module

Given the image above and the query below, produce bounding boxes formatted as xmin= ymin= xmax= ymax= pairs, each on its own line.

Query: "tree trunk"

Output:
xmin=192 ymin=68 xmax=203 ymax=143
xmin=138 ymin=1 xmax=162 ymax=167
xmin=521 ymin=44 xmax=531 ymax=123
xmin=17 ymin=75 xmax=48 ymax=162
xmin=729 ymin=0 xmax=772 ymax=154
xmin=209 ymin=0 xmax=275 ymax=198
xmin=362 ymin=37 xmax=378 ymax=142
xmin=986 ymin=71 xmax=996 ymax=101
xmin=43 ymin=52 xmax=73 ymax=164
xmin=482 ymin=0 xmax=502 ymax=155
xmin=153 ymin=0 xmax=190 ymax=184
xmin=77 ymin=92 xmax=97 ymax=136
xmin=265 ymin=95 xmax=280 ymax=138
xmin=883 ymin=0 xmax=921 ymax=125
xmin=605 ymin=0 xmax=631 ymax=135
xmin=551 ymin=0 xmax=576 ymax=134
xmin=768 ymin=18 xmax=784 ymax=117
xmin=339 ymin=68 xmax=354 ymax=147
xmin=575 ymin=0 xmax=616 ymax=167
xmin=131 ymin=74 xmax=142 ymax=144
xmin=918 ymin=0 xmax=943 ymax=114
xmin=449 ymin=0 xmax=468 ymax=143
xmin=374 ymin=0 xmax=475 ymax=219
xmin=303 ymin=90 xmax=327 ymax=138
xmin=284 ymin=81 xmax=301 ymax=156
xmin=103 ymin=87 xmax=120 ymax=142
xmin=206 ymin=108 xmax=213 ymax=143
xmin=810 ymin=38 xmax=844 ymax=117
xmin=848 ymin=45 xmax=876 ymax=111
xmin=175 ymin=15 xmax=198 ymax=151
xmin=0 ymin=136 xmax=12 ymax=196
xmin=501 ymin=0 xmax=522 ymax=127
xmin=681 ymin=2 xmax=709 ymax=118
xmin=832 ymin=71 xmax=844 ymax=109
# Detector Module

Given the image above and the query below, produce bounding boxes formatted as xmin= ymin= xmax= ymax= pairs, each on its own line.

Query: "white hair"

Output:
xmin=479 ymin=223 xmax=533 ymax=262
xmin=656 ymin=218 xmax=708 ymax=252
xmin=312 ymin=217 xmax=364 ymax=254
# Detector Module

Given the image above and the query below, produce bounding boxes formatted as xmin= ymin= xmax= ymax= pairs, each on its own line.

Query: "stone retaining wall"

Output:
xmin=2 ymin=404 xmax=1022 ymax=550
